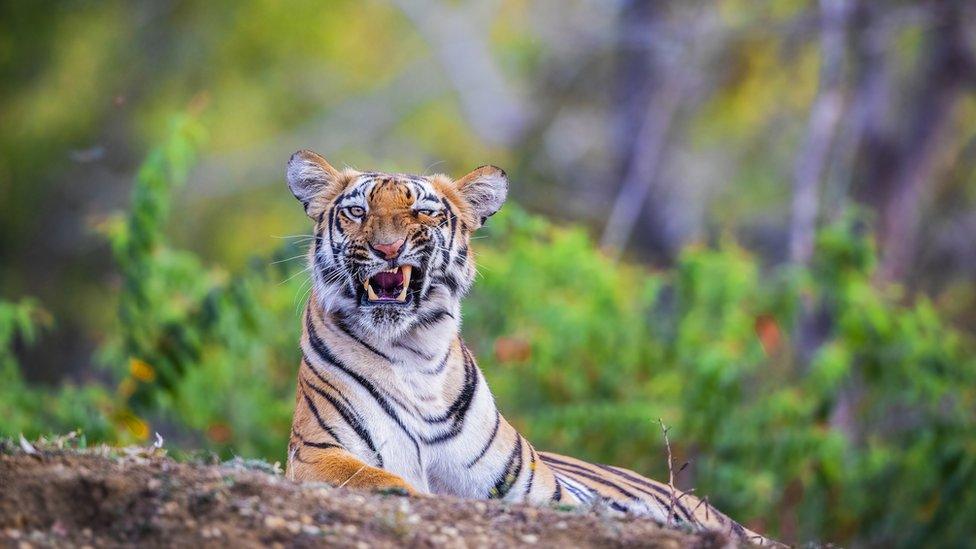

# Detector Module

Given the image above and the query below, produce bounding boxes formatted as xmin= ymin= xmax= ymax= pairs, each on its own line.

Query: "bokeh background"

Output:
xmin=2 ymin=0 xmax=976 ymax=546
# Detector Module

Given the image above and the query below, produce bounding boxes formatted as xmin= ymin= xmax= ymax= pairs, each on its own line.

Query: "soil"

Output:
xmin=0 ymin=441 xmax=744 ymax=548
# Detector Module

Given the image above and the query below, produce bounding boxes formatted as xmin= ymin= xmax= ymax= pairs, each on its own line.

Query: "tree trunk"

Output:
xmin=601 ymin=0 xmax=685 ymax=260
xmin=789 ymin=0 xmax=851 ymax=265
xmin=876 ymin=0 xmax=974 ymax=282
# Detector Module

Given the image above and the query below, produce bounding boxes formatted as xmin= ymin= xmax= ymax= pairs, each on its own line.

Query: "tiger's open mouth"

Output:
xmin=360 ymin=265 xmax=420 ymax=306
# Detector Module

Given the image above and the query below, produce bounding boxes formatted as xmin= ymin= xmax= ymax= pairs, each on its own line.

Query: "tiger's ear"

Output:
xmin=455 ymin=165 xmax=508 ymax=228
xmin=286 ymin=149 xmax=345 ymax=218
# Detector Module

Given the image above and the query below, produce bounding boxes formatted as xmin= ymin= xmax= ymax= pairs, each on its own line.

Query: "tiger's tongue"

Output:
xmin=371 ymin=270 xmax=403 ymax=297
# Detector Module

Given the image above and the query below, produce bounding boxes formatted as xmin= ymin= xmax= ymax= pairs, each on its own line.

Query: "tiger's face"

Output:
xmin=287 ymin=149 xmax=507 ymax=341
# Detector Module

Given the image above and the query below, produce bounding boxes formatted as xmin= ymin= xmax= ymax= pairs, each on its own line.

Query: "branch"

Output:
xmin=390 ymin=0 xmax=529 ymax=145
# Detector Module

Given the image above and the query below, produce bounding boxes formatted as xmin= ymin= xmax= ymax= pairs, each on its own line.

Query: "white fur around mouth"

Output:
xmin=363 ymin=265 xmax=412 ymax=303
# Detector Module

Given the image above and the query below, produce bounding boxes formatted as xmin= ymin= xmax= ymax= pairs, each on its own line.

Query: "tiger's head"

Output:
xmin=286 ymin=149 xmax=507 ymax=341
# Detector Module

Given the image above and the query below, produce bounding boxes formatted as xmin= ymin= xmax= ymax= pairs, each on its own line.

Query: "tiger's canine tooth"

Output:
xmin=397 ymin=265 xmax=412 ymax=302
xmin=366 ymin=284 xmax=379 ymax=301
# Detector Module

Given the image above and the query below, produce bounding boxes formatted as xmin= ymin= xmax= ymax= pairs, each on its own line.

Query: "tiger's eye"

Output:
xmin=345 ymin=206 xmax=365 ymax=218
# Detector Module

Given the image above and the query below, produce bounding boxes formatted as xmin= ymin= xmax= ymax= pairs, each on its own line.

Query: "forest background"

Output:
xmin=2 ymin=1 xmax=975 ymax=546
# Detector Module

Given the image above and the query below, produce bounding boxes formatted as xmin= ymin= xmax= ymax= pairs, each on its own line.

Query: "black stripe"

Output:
xmin=543 ymin=456 xmax=691 ymax=522
xmin=420 ymin=347 xmax=452 ymax=376
xmin=304 ymin=313 xmax=422 ymax=462
xmin=394 ymin=340 xmax=435 ymax=361
xmin=549 ymin=464 xmax=647 ymax=515
xmin=292 ymin=429 xmax=342 ymax=451
xmin=610 ymin=501 xmax=630 ymax=512
xmin=333 ymin=313 xmax=393 ymax=362
xmin=591 ymin=462 xmax=698 ymax=523
xmin=551 ymin=478 xmax=563 ymax=502
xmin=314 ymin=227 xmax=324 ymax=260
xmin=413 ymin=309 xmax=454 ymax=330
xmin=303 ymin=355 xmax=359 ymax=412
xmin=301 ymin=374 xmax=382 ymax=467
xmin=488 ymin=435 xmax=524 ymax=499
xmin=591 ymin=463 xmax=674 ymax=500
xmin=327 ymin=207 xmax=340 ymax=260
xmin=555 ymin=474 xmax=593 ymax=503
xmin=299 ymin=387 xmax=344 ymax=448
xmin=543 ymin=458 xmax=640 ymax=499
xmin=441 ymin=197 xmax=457 ymax=264
xmin=421 ymin=344 xmax=479 ymax=443
xmin=524 ymin=448 xmax=537 ymax=497
xmin=433 ymin=273 xmax=460 ymax=295
xmin=303 ymin=440 xmax=342 ymax=449
xmin=466 ymin=409 xmax=501 ymax=468
xmin=295 ymin=431 xmax=342 ymax=451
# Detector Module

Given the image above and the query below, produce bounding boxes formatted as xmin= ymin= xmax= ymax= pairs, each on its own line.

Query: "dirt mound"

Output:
xmin=0 ymin=443 xmax=740 ymax=548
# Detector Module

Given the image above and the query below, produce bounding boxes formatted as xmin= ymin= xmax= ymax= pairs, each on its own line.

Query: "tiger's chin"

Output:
xmin=357 ymin=307 xmax=420 ymax=342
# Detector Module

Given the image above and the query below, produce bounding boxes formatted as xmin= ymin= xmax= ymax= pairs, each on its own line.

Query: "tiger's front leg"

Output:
xmin=287 ymin=443 xmax=418 ymax=495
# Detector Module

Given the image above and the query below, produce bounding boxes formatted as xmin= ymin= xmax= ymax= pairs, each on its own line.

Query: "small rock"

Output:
xmin=521 ymin=534 xmax=539 ymax=544
xmin=264 ymin=516 xmax=287 ymax=529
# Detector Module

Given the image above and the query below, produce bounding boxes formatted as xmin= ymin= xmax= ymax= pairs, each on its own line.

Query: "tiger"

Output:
xmin=283 ymin=149 xmax=776 ymax=546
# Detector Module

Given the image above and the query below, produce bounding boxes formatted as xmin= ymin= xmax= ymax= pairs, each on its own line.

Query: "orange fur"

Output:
xmin=288 ymin=445 xmax=416 ymax=493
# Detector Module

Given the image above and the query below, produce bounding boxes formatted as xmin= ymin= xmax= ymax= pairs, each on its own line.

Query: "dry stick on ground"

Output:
xmin=338 ymin=464 xmax=370 ymax=489
xmin=691 ymin=495 xmax=711 ymax=522
xmin=657 ymin=419 xmax=690 ymax=528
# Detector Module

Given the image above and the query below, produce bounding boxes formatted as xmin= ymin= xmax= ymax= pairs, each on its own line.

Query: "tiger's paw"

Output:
xmin=368 ymin=474 xmax=418 ymax=496
xmin=339 ymin=469 xmax=419 ymax=496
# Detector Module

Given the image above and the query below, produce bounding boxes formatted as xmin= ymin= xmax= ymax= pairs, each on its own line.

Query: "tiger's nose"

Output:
xmin=371 ymin=238 xmax=405 ymax=260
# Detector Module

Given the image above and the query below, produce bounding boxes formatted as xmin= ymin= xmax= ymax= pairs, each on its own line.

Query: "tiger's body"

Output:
xmin=284 ymin=150 xmax=773 ymax=545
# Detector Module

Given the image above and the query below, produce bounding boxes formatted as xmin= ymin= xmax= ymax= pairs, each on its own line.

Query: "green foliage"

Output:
xmin=0 ymin=299 xmax=116 ymax=440
xmin=98 ymin=115 xmax=301 ymax=456
xmin=468 ymin=208 xmax=976 ymax=547
xmin=3 ymin=123 xmax=974 ymax=546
